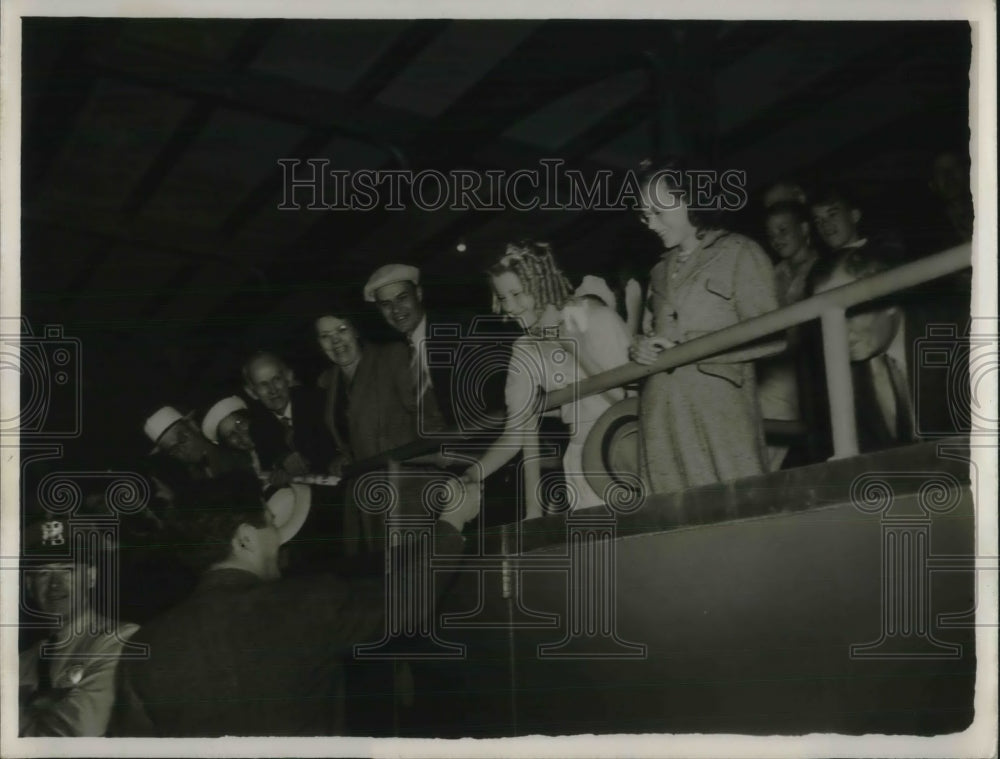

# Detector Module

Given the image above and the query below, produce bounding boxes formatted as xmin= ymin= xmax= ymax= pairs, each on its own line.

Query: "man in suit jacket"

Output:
xmin=243 ymin=351 xmax=337 ymax=476
xmin=809 ymin=249 xmax=971 ymax=455
xmin=112 ymin=471 xmax=480 ymax=736
xmin=363 ymin=264 xmax=511 ymax=438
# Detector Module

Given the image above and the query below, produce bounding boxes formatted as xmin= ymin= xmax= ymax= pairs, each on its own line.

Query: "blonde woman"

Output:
xmin=459 ymin=241 xmax=631 ymax=517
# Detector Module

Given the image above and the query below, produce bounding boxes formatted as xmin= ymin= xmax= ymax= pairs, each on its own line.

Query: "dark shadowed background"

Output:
xmin=18 ymin=18 xmax=971 ymax=480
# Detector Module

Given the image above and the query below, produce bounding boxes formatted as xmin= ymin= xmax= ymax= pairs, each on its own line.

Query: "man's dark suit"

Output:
xmin=421 ymin=311 xmax=517 ymax=434
xmin=145 ymin=444 xmax=248 ymax=500
xmin=246 ymin=385 xmax=337 ymax=474
xmin=897 ymin=272 xmax=973 ymax=443
xmin=802 ymin=272 xmax=971 ymax=458
xmin=112 ymin=524 xmax=465 ymax=737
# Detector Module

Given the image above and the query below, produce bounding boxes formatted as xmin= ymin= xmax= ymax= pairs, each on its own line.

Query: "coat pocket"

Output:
xmin=704 ymin=275 xmax=734 ymax=300
xmin=696 ymin=362 xmax=744 ymax=387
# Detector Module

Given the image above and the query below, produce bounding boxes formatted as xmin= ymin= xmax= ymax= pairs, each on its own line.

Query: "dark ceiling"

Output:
xmin=18 ymin=17 xmax=971 ymax=468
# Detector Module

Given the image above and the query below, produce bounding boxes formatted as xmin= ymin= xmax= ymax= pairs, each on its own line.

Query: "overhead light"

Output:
xmin=455 ymin=240 xmax=467 ymax=253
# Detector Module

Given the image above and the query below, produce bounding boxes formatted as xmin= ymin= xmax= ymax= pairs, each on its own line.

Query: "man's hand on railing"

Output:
xmin=267 ymin=468 xmax=292 ymax=488
xmin=327 ymin=453 xmax=351 ymax=478
xmin=630 ymin=335 xmax=675 ymax=365
xmin=280 ymin=452 xmax=310 ymax=477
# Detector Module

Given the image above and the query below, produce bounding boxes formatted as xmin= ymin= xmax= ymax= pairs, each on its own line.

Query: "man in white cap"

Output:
xmin=363 ymin=263 xmax=454 ymax=432
xmin=362 ymin=262 xmax=516 ymax=528
xmin=19 ymin=516 xmax=139 ymax=736
xmin=143 ymin=405 xmax=243 ymax=489
xmin=201 ymin=395 xmax=277 ymax=484
xmin=112 ymin=470 xmax=480 ymax=736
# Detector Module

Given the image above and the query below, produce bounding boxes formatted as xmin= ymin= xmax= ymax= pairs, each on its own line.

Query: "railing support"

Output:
xmin=342 ymin=244 xmax=971 ymax=477
xmin=820 ymin=307 xmax=859 ymax=459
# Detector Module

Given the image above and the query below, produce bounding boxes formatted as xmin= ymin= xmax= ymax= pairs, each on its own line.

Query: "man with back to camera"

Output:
xmin=19 ymin=517 xmax=139 ymax=736
xmin=111 ymin=470 xmax=480 ymax=736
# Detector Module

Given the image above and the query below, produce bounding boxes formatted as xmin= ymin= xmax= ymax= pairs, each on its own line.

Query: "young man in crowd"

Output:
xmin=809 ymin=186 xmax=907 ymax=264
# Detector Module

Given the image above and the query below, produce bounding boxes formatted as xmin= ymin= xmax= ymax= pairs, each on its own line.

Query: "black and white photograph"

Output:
xmin=1 ymin=1 xmax=996 ymax=756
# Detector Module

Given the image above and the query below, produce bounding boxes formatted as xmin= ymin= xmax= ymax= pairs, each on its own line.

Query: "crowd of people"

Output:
xmin=18 ymin=150 xmax=974 ymax=737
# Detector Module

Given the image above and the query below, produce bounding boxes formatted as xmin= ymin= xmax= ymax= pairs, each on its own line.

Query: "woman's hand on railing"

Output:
xmin=458 ymin=466 xmax=481 ymax=491
xmin=629 ymin=335 xmax=675 ymax=365
xmin=439 ymin=473 xmax=482 ymax=532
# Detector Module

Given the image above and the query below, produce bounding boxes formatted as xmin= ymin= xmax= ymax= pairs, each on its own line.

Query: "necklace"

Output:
xmin=526 ymin=304 xmax=563 ymax=338
xmin=671 ymin=249 xmax=694 ymax=278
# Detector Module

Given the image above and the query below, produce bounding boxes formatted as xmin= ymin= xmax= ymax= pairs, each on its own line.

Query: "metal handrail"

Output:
xmin=347 ymin=243 xmax=971 ymax=474
xmin=544 ymin=244 xmax=971 ymax=410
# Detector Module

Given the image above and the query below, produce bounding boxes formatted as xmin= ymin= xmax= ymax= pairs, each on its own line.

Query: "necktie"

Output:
xmin=409 ymin=339 xmax=428 ymax=399
xmin=870 ymin=357 xmax=899 ymax=439
xmin=279 ymin=415 xmax=294 ymax=449
xmin=36 ymin=642 xmax=53 ymax=695
xmin=885 ymin=355 xmax=915 ymax=442
xmin=852 ymin=361 xmax=892 ymax=450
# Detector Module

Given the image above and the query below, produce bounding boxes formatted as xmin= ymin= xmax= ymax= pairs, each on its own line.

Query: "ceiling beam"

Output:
xmin=21 ymin=19 xmax=123 ymax=205
xmin=20 ymin=210 xmax=269 ymax=322
xmin=215 ymin=19 xmax=455 ymax=241
xmin=85 ymin=27 xmax=425 ymax=153
xmin=120 ymin=20 xmax=283 ymax=219
xmin=719 ymin=24 xmax=951 ymax=161
xmin=346 ymin=20 xmax=453 ymax=104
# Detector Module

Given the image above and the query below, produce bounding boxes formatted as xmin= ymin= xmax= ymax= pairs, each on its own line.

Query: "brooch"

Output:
xmin=64 ymin=665 xmax=84 ymax=686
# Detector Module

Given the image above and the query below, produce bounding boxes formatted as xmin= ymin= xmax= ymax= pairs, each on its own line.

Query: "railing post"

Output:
xmin=523 ymin=428 xmax=542 ymax=520
xmin=820 ymin=307 xmax=859 ymax=459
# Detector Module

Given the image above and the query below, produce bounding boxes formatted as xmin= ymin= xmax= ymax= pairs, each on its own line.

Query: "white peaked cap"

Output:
xmin=201 ymin=395 xmax=248 ymax=444
xmin=363 ymin=263 xmax=421 ymax=302
xmin=143 ymin=406 xmax=188 ymax=448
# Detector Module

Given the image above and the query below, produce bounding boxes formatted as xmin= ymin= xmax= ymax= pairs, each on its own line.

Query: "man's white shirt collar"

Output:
xmin=885 ymin=314 xmax=908 ymax=375
xmin=277 ymin=401 xmax=293 ymax=422
xmin=409 ymin=315 xmax=428 ymax=351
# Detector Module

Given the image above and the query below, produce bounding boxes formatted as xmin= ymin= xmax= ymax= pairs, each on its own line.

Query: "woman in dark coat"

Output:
xmin=315 ymin=313 xmax=418 ymax=469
